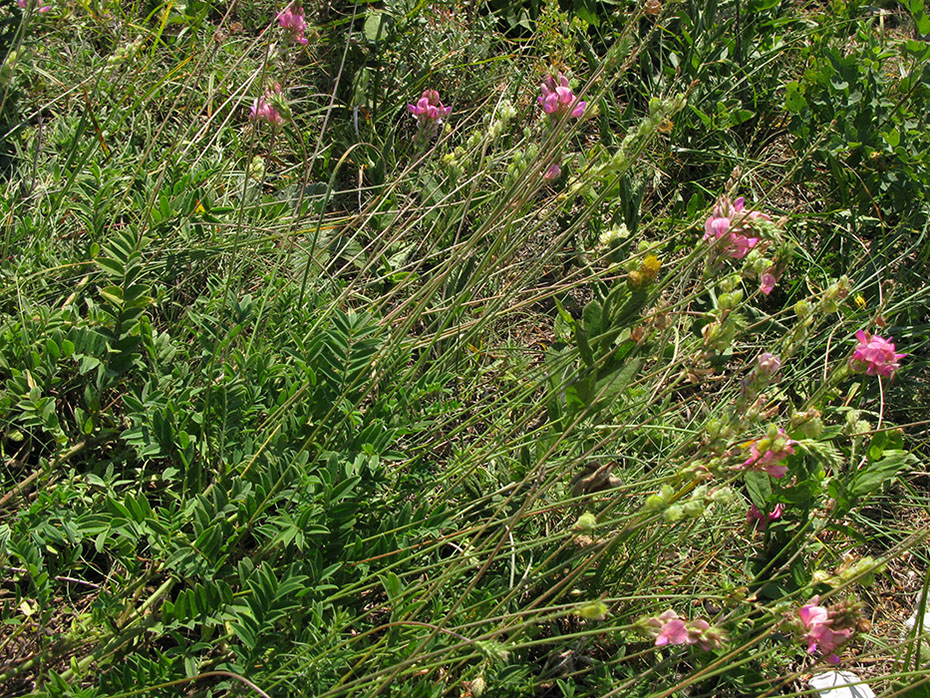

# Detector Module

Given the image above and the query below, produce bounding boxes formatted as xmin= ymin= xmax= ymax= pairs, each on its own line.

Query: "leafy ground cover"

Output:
xmin=0 ymin=0 xmax=929 ymax=695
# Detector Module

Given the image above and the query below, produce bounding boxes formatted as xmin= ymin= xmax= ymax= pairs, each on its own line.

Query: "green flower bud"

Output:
xmin=576 ymin=600 xmax=608 ymax=620
xmin=682 ymin=500 xmax=705 ymax=518
xmin=794 ymin=300 xmax=812 ymax=318
xmin=719 ymin=274 xmax=741 ymax=293
xmin=663 ymin=504 xmax=684 ymax=521
xmin=574 ymin=512 xmax=597 ymax=533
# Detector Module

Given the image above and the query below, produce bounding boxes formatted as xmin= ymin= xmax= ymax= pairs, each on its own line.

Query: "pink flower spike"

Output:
xmin=704 ymin=216 xmax=730 ymax=240
xmin=277 ymin=4 xmax=308 ymax=45
xmin=727 ymin=233 xmax=759 ymax=259
xmin=741 ymin=429 xmax=795 ymax=479
xmin=538 ymin=72 xmax=585 ymax=119
xmin=18 ymin=0 xmax=51 ymax=10
xmin=760 ymin=271 xmax=776 ymax=296
xmin=249 ymin=87 xmax=286 ymax=128
xmin=850 ymin=329 xmax=906 ymax=378
xmin=747 ymin=502 xmax=784 ymax=530
xmin=799 ymin=599 xmax=829 ymax=629
xmin=655 ymin=618 xmax=689 ymax=646
xmin=408 ymin=89 xmax=451 ymax=138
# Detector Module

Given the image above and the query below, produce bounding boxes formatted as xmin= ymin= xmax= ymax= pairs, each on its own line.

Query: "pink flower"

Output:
xmin=639 ymin=610 xmax=725 ymax=651
xmin=799 ymin=598 xmax=829 ymax=630
xmin=543 ymin=162 xmax=561 ymax=180
xmin=746 ymin=502 xmax=783 ymax=529
xmin=18 ymin=0 xmax=51 ymax=11
xmin=756 ymin=352 xmax=781 ymax=376
xmin=250 ymin=84 xmax=286 ymax=127
xmin=799 ymin=597 xmax=853 ymax=664
xmin=277 ymin=4 xmax=309 ymax=45
xmin=850 ymin=329 xmax=905 ymax=378
xmin=655 ymin=617 xmax=689 ymax=646
xmin=538 ymin=73 xmax=586 ymax=119
xmin=760 ymin=271 xmax=777 ymax=296
xmin=703 ymin=194 xmax=768 ymax=259
xmin=408 ymin=89 xmax=451 ymax=138
xmin=741 ymin=428 xmax=795 ymax=478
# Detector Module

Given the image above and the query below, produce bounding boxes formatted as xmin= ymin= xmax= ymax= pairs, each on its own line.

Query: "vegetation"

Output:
xmin=0 ymin=0 xmax=928 ymax=695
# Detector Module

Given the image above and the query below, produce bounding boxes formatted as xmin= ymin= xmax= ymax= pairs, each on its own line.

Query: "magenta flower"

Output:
xmin=408 ymin=89 xmax=451 ymax=138
xmin=799 ymin=597 xmax=853 ymax=665
xmin=538 ymin=73 xmax=586 ymax=119
xmin=746 ymin=502 xmax=783 ymax=530
xmin=18 ymin=0 xmax=51 ymax=11
xmin=850 ymin=329 xmax=905 ymax=378
xmin=277 ymin=4 xmax=309 ymax=45
xmin=760 ymin=271 xmax=777 ymax=296
xmin=250 ymin=84 xmax=286 ymax=127
xmin=741 ymin=428 xmax=795 ymax=478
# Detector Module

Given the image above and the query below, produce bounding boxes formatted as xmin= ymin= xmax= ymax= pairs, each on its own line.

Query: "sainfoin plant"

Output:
xmin=0 ymin=0 xmax=927 ymax=696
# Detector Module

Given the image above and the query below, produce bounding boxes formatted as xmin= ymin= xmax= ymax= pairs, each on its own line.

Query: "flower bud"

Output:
xmin=644 ymin=494 xmax=665 ymax=511
xmin=794 ymin=300 xmax=812 ymax=318
xmin=576 ymin=600 xmax=608 ymax=620
xmin=682 ymin=500 xmax=705 ymax=518
xmin=574 ymin=511 xmax=597 ymax=533
xmin=719 ymin=274 xmax=741 ymax=293
xmin=791 ymin=408 xmax=823 ymax=439
xmin=663 ymin=505 xmax=684 ymax=521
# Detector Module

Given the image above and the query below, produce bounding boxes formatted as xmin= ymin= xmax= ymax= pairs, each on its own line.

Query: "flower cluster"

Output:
xmin=277 ymin=3 xmax=309 ymax=45
xmin=850 ymin=329 xmax=905 ymax=378
xmin=799 ymin=596 xmax=862 ymax=664
xmin=537 ymin=73 xmax=586 ymax=119
xmin=408 ymin=89 xmax=451 ymax=139
xmin=703 ymin=195 xmax=768 ymax=260
xmin=250 ymin=84 xmax=286 ymax=127
xmin=637 ymin=610 xmax=726 ymax=651
xmin=746 ymin=502 xmax=783 ymax=530
xmin=741 ymin=427 xmax=795 ymax=478
xmin=18 ymin=0 xmax=50 ymax=12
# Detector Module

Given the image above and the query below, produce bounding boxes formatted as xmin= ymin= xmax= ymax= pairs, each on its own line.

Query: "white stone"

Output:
xmin=809 ymin=671 xmax=876 ymax=698
xmin=905 ymin=592 xmax=930 ymax=632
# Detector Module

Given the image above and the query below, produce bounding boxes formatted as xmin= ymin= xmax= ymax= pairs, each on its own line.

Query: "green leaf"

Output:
xmin=849 ymin=450 xmax=916 ymax=499
xmin=744 ymin=471 xmax=772 ymax=510
xmin=881 ymin=130 xmax=900 ymax=148
xmin=582 ymin=300 xmax=603 ymax=340
xmin=915 ymin=12 xmax=930 ymax=35
xmin=575 ymin=325 xmax=594 ymax=368
xmin=867 ymin=431 xmax=888 ymax=462
xmin=785 ymin=81 xmax=807 ymax=114
xmin=363 ymin=10 xmax=392 ymax=43
xmin=95 ymin=257 xmax=124 ymax=277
